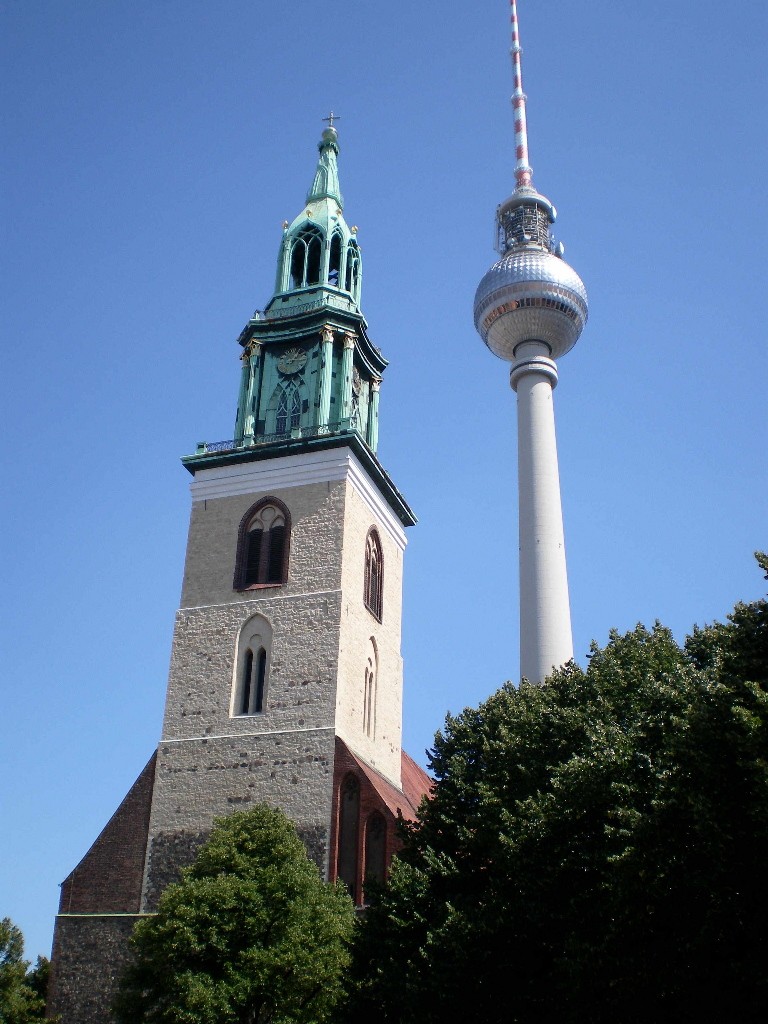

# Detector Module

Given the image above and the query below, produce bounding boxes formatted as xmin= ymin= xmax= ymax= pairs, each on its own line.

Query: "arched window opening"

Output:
xmin=345 ymin=242 xmax=359 ymax=295
xmin=364 ymin=528 xmax=383 ymax=621
xmin=364 ymin=812 xmax=387 ymax=899
xmin=239 ymin=646 xmax=267 ymax=715
xmin=306 ymin=233 xmax=322 ymax=285
xmin=275 ymin=383 xmax=302 ymax=435
xmin=234 ymin=498 xmax=291 ymax=590
xmin=276 ymin=389 xmax=288 ymax=434
xmin=245 ymin=507 xmax=285 ymax=586
xmin=232 ymin=615 xmax=272 ymax=717
xmin=337 ymin=774 xmax=360 ymax=902
xmin=363 ymin=652 xmax=376 ymax=738
xmin=329 ymin=232 xmax=342 ymax=287
xmin=289 ymin=228 xmax=322 ymax=289
xmin=241 ymin=648 xmax=253 ymax=714
xmin=290 ymin=238 xmax=307 ymax=289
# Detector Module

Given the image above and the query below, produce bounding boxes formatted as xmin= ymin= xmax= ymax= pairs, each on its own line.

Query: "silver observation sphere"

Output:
xmin=474 ymin=246 xmax=588 ymax=362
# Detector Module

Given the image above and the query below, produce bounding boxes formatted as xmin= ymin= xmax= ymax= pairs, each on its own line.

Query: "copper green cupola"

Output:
xmin=272 ymin=123 xmax=362 ymax=314
xmin=190 ymin=120 xmax=402 ymax=486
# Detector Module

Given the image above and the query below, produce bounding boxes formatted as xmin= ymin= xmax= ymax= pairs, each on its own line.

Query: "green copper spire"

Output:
xmin=270 ymin=119 xmax=362 ymax=312
xmin=306 ymin=122 xmax=343 ymax=206
xmin=225 ymin=121 xmax=390 ymax=464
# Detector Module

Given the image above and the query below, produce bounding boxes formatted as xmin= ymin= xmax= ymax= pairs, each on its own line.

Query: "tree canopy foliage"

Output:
xmin=0 ymin=918 xmax=49 ymax=1024
xmin=114 ymin=805 xmax=355 ymax=1024
xmin=347 ymin=556 xmax=768 ymax=1023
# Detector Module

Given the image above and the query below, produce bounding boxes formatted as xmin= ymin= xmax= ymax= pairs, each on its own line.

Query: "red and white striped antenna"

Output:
xmin=510 ymin=0 xmax=533 ymax=189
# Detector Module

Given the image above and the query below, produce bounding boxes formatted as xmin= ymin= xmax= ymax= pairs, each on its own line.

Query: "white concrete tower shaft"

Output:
xmin=473 ymin=0 xmax=588 ymax=683
xmin=511 ymin=344 xmax=572 ymax=681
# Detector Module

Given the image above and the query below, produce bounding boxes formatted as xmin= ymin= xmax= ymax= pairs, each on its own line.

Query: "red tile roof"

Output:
xmin=336 ymin=738 xmax=432 ymax=822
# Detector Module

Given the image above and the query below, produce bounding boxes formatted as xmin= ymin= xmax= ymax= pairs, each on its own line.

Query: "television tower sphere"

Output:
xmin=473 ymin=0 xmax=590 ymax=684
xmin=473 ymin=194 xmax=588 ymax=362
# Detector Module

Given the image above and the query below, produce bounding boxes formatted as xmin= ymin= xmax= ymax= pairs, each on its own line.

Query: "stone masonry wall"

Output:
xmin=143 ymin=473 xmax=350 ymax=907
xmin=143 ymin=727 xmax=335 ymax=908
xmin=335 ymin=478 xmax=405 ymax=785
xmin=47 ymin=916 xmax=138 ymax=1024
xmin=179 ymin=479 xmax=345 ymax=612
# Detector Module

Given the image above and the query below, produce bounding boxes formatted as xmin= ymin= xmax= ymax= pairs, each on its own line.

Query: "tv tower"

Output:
xmin=473 ymin=0 xmax=588 ymax=683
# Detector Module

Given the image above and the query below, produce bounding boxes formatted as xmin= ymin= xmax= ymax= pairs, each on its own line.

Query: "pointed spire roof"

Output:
xmin=306 ymin=122 xmax=344 ymax=207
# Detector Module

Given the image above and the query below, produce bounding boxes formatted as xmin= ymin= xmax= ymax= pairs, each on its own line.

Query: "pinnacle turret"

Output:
xmin=306 ymin=124 xmax=344 ymax=207
xmin=270 ymin=120 xmax=362 ymax=311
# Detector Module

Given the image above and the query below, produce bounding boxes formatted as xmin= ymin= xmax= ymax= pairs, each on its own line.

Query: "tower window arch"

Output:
xmin=232 ymin=614 xmax=272 ymax=717
xmin=267 ymin=377 xmax=308 ymax=437
xmin=364 ymin=528 xmax=383 ymax=621
xmin=336 ymin=773 xmax=360 ymax=902
xmin=363 ymin=637 xmax=378 ymax=739
xmin=290 ymin=227 xmax=323 ymax=288
xmin=345 ymin=241 xmax=360 ymax=297
xmin=290 ymin=237 xmax=307 ymax=290
xmin=364 ymin=811 xmax=387 ymax=896
xmin=275 ymin=382 xmax=302 ymax=434
xmin=328 ymin=231 xmax=343 ymax=287
xmin=234 ymin=497 xmax=291 ymax=590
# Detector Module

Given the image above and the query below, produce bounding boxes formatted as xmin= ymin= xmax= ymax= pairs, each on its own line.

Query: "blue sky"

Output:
xmin=2 ymin=0 xmax=766 ymax=960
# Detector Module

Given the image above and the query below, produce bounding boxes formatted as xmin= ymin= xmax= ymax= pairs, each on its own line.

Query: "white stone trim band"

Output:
xmin=189 ymin=447 xmax=407 ymax=551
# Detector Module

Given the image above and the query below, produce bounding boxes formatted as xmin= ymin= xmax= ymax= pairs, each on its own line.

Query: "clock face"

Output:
xmin=277 ymin=347 xmax=307 ymax=375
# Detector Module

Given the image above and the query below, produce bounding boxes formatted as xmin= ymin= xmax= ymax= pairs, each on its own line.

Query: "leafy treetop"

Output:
xmin=346 ymin=554 xmax=768 ymax=1024
xmin=114 ymin=805 xmax=355 ymax=1024
xmin=0 ymin=918 xmax=50 ymax=1024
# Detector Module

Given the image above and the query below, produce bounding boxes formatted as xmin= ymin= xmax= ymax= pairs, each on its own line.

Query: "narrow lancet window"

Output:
xmin=329 ymin=232 xmax=342 ymax=286
xmin=240 ymin=649 xmax=253 ymax=715
xmin=345 ymin=241 xmax=360 ymax=296
xmin=364 ymin=528 xmax=383 ymax=620
xmin=233 ymin=616 xmax=272 ymax=717
xmin=364 ymin=812 xmax=387 ymax=894
xmin=363 ymin=659 xmax=376 ymax=738
xmin=239 ymin=646 xmax=266 ymax=715
xmin=290 ymin=238 xmax=307 ymax=289
xmin=337 ymin=774 xmax=360 ymax=902
xmin=306 ymin=233 xmax=322 ymax=284
xmin=275 ymin=383 xmax=302 ymax=436
xmin=276 ymin=389 xmax=289 ymax=434
xmin=255 ymin=648 xmax=267 ymax=713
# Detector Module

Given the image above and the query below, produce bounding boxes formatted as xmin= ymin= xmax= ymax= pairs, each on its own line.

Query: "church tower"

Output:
xmin=48 ymin=122 xmax=430 ymax=1024
xmin=473 ymin=0 xmax=588 ymax=683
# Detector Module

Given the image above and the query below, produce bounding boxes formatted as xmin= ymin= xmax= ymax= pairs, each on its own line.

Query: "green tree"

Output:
xmin=0 ymin=918 xmax=48 ymax=1024
xmin=114 ymin=805 xmax=355 ymax=1024
xmin=347 ymin=557 xmax=768 ymax=1024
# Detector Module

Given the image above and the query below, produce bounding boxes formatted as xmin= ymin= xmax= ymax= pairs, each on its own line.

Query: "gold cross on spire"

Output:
xmin=322 ymin=111 xmax=340 ymax=129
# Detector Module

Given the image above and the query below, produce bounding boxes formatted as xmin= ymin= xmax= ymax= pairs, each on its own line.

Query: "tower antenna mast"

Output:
xmin=510 ymin=0 xmax=533 ymax=189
